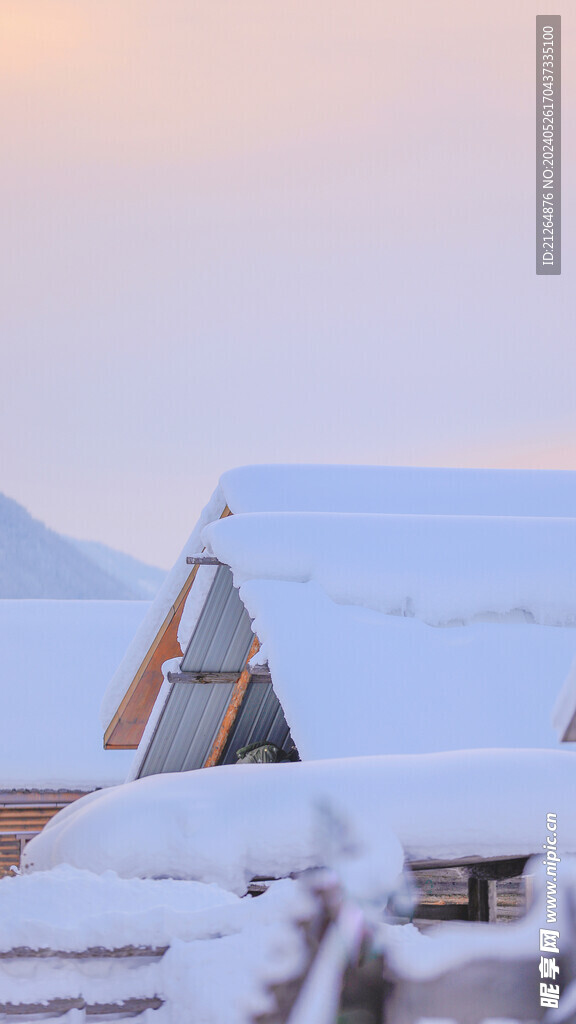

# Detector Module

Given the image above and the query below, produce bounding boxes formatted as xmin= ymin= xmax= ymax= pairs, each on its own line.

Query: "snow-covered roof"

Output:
xmin=198 ymin=510 xmax=576 ymax=758
xmin=221 ymin=581 xmax=576 ymax=757
xmin=204 ymin=512 xmax=576 ymax=627
xmin=0 ymin=866 xmax=309 ymax=1023
xmin=218 ymin=464 xmax=576 ymax=516
xmin=24 ymin=750 xmax=576 ymax=885
xmin=0 ymin=600 xmax=149 ymax=788
xmin=100 ymin=464 xmax=576 ymax=768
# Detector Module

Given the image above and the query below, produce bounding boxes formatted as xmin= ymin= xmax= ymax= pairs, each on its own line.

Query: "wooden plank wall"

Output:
xmin=0 ymin=792 xmax=88 ymax=877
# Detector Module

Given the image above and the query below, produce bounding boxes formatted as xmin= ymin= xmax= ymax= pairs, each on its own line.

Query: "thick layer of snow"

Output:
xmin=219 ymin=464 xmax=576 ymax=517
xmin=101 ymin=464 xmax=576 ymax=734
xmin=0 ymin=865 xmax=237 ymax=951
xmin=0 ymin=951 xmax=162 ymax=1007
xmin=0 ymin=600 xmax=149 ymax=787
xmin=22 ymin=751 xmax=576 ymax=889
xmin=0 ymin=869 xmax=309 ymax=1024
xmin=237 ymin=579 xmax=575 ymax=758
xmin=204 ymin=512 xmax=576 ymax=626
xmin=156 ymin=881 xmax=310 ymax=1024
xmin=100 ymin=488 xmax=225 ymax=731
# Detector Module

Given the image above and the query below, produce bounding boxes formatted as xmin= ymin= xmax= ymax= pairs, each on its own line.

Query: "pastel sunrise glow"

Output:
xmin=1 ymin=0 xmax=573 ymax=564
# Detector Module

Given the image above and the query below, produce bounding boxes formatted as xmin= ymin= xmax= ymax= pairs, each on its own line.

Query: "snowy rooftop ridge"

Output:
xmin=219 ymin=464 xmax=576 ymax=517
xmin=202 ymin=511 xmax=576 ymax=628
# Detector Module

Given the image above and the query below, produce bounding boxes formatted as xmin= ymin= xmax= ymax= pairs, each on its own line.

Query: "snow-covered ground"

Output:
xmin=6 ymin=750 xmax=576 ymax=1021
xmin=0 ymin=600 xmax=148 ymax=788
xmin=7 ymin=465 xmax=576 ymax=1021
xmin=0 ymin=868 xmax=311 ymax=1023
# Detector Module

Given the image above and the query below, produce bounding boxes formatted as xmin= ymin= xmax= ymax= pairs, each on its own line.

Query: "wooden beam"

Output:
xmin=0 ymin=999 xmax=85 ymax=1015
xmin=467 ymin=857 xmax=529 ymax=881
xmin=0 ymin=945 xmax=167 ymax=960
xmin=409 ymin=854 xmax=528 ymax=874
xmin=203 ymin=636 xmax=261 ymax=767
xmin=0 ymin=997 xmax=163 ymax=1015
xmin=413 ymin=903 xmax=469 ymax=922
xmin=167 ymin=666 xmax=271 ymax=685
xmin=104 ymin=568 xmax=199 ymax=748
xmin=167 ymin=671 xmax=240 ymax=685
xmin=0 ymin=791 xmax=88 ymax=806
xmin=88 ymin=999 xmax=164 ymax=1015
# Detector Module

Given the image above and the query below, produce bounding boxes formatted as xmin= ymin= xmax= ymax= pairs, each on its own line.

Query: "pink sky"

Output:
xmin=1 ymin=0 xmax=574 ymax=566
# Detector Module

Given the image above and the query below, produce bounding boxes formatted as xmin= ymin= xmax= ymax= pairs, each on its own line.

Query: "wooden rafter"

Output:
xmin=202 ymin=636 xmax=261 ymax=768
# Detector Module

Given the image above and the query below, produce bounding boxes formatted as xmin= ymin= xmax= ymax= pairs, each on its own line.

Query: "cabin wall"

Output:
xmin=0 ymin=791 xmax=88 ymax=876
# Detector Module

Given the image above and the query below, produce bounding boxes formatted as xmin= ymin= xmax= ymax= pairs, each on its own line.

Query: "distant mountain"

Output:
xmin=66 ymin=538 xmax=166 ymax=600
xmin=0 ymin=492 xmax=166 ymax=600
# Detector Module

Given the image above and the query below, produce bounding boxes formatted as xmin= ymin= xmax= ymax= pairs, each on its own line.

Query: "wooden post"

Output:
xmin=467 ymin=875 xmax=496 ymax=922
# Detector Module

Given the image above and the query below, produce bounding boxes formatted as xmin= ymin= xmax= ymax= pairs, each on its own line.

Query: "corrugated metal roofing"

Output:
xmin=180 ymin=564 xmax=254 ymax=673
xmin=138 ymin=680 xmax=235 ymax=776
xmin=137 ymin=564 xmax=296 ymax=778
xmin=138 ymin=680 xmax=295 ymax=776
xmin=220 ymin=681 xmax=295 ymax=764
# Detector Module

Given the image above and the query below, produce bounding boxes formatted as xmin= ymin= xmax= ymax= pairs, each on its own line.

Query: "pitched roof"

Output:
xmin=101 ymin=489 xmax=228 ymax=748
xmin=101 ymin=465 xmax=576 ymax=770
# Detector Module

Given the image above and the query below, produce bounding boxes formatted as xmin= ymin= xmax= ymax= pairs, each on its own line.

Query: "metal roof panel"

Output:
xmin=138 ymin=681 xmax=234 ymax=776
xmin=180 ymin=565 xmax=253 ymax=673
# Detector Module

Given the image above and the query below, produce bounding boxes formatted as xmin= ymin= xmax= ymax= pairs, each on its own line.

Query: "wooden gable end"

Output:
xmin=104 ymin=569 xmax=198 ymax=749
xmin=104 ymin=507 xmax=232 ymax=751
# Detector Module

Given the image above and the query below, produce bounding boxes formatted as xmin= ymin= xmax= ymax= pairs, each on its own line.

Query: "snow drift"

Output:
xmin=23 ymin=751 xmax=576 ymax=894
